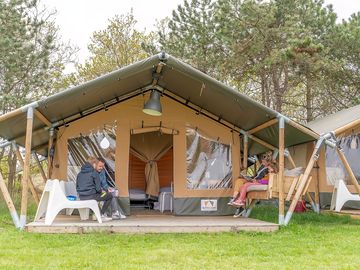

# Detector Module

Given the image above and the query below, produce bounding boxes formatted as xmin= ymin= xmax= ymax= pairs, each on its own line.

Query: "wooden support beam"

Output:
xmin=287 ymin=153 xmax=297 ymax=169
xmin=47 ymin=128 xmax=55 ymax=179
xmin=334 ymin=118 xmax=360 ymax=136
xmin=286 ymin=118 xmax=319 ymax=139
xmin=20 ymin=107 xmax=34 ymax=228
xmin=239 ymin=133 xmax=242 ymax=171
xmin=0 ymin=108 xmax=23 ymax=123
xmin=248 ymin=134 xmax=276 ymax=151
xmin=34 ymin=109 xmax=51 ymax=127
xmin=336 ymin=147 xmax=360 ymax=195
xmin=243 ymin=135 xmax=249 ymax=170
xmin=284 ymin=139 xmax=323 ymax=225
xmin=0 ymin=171 xmax=20 ymax=228
xmin=33 ymin=152 xmax=47 ymax=184
xmin=278 ymin=117 xmax=285 ymax=225
xmin=131 ymin=126 xmax=179 ymax=135
xmin=14 ymin=147 xmax=39 ymax=205
xmin=247 ymin=118 xmax=278 ymax=135
xmin=151 ymin=62 xmax=166 ymax=86
xmin=314 ymin=161 xmax=320 ymax=213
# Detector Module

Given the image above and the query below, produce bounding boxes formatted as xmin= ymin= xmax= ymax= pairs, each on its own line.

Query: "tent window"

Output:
xmin=325 ymin=133 xmax=360 ymax=185
xmin=186 ymin=127 xmax=232 ymax=190
xmin=67 ymin=124 xmax=116 ymax=187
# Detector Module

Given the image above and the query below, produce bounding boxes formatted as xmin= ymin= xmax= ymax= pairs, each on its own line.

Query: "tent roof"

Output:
xmin=0 ymin=53 xmax=317 ymax=155
xmin=307 ymin=104 xmax=360 ymax=135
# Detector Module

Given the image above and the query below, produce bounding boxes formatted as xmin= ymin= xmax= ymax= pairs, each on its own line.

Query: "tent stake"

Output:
xmin=0 ymin=171 xmax=20 ymax=228
xmin=19 ymin=107 xmax=34 ymax=229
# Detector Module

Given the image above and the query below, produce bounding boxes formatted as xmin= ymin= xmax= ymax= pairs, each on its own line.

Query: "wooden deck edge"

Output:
xmin=25 ymin=224 xmax=279 ymax=234
xmin=322 ymin=210 xmax=360 ymax=220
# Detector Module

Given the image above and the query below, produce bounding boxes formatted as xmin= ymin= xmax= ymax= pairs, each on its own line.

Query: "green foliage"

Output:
xmin=0 ymin=0 xmax=77 ymax=113
xmin=74 ymin=11 xmax=155 ymax=84
xmin=156 ymin=0 xmax=360 ymax=122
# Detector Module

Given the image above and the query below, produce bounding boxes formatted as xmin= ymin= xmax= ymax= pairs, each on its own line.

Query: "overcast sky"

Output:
xmin=41 ymin=0 xmax=360 ymax=65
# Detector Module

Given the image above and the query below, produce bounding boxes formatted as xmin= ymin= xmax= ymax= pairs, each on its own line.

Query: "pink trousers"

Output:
xmin=234 ymin=182 xmax=264 ymax=203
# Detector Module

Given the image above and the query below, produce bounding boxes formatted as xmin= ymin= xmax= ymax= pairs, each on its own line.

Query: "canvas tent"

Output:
xmin=0 ymin=53 xmax=327 ymax=227
xmin=303 ymin=104 xmax=360 ymax=209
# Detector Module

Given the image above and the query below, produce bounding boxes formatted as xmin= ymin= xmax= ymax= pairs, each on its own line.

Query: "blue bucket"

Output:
xmin=66 ymin=195 xmax=77 ymax=201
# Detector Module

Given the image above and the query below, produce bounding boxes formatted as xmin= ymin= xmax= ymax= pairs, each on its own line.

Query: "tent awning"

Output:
xmin=0 ymin=53 xmax=318 ymax=155
xmin=307 ymin=104 xmax=360 ymax=136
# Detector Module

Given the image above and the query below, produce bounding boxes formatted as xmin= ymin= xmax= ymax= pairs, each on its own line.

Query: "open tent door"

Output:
xmin=129 ymin=131 xmax=173 ymax=212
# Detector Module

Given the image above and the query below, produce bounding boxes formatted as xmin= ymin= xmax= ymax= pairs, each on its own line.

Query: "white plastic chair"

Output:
xmin=330 ymin=179 xmax=360 ymax=212
xmin=59 ymin=180 xmax=82 ymax=216
xmin=159 ymin=192 xmax=173 ymax=212
xmin=35 ymin=179 xmax=102 ymax=225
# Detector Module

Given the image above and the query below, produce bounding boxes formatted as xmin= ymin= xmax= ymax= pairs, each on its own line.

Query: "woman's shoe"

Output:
xmin=227 ymin=198 xmax=235 ymax=205
xmin=231 ymin=201 xmax=245 ymax=207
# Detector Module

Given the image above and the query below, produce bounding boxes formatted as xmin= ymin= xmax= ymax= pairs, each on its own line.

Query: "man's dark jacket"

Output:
xmin=76 ymin=162 xmax=101 ymax=196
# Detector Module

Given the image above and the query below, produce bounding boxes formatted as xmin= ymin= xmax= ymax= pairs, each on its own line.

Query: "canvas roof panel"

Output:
xmin=307 ymin=104 xmax=360 ymax=135
xmin=0 ymin=53 xmax=318 ymax=155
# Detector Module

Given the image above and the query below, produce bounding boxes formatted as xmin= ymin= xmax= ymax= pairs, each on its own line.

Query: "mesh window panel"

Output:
xmin=186 ymin=127 xmax=232 ymax=189
xmin=67 ymin=124 xmax=116 ymax=187
xmin=325 ymin=133 xmax=360 ymax=185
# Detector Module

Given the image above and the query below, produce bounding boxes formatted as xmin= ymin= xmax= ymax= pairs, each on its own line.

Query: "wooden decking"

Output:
xmin=324 ymin=209 xmax=360 ymax=220
xmin=26 ymin=214 xmax=279 ymax=234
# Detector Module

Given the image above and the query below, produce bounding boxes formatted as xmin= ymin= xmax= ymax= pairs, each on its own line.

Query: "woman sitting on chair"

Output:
xmin=231 ymin=161 xmax=278 ymax=207
xmin=228 ymin=151 xmax=273 ymax=205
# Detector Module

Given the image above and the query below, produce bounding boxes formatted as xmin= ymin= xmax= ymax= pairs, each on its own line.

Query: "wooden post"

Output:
xmin=14 ymin=145 xmax=40 ymax=205
xmin=314 ymin=160 xmax=320 ymax=213
xmin=239 ymin=134 xmax=242 ymax=171
xmin=336 ymin=147 xmax=360 ymax=195
xmin=284 ymin=138 xmax=325 ymax=225
xmin=19 ymin=107 xmax=34 ymax=228
xmin=33 ymin=152 xmax=47 ymax=184
xmin=278 ymin=117 xmax=285 ymax=225
xmin=243 ymin=134 xmax=248 ymax=171
xmin=47 ymin=128 xmax=55 ymax=179
xmin=0 ymin=171 xmax=20 ymax=228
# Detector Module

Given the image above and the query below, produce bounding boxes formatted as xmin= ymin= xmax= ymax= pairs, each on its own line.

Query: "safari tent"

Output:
xmin=0 ymin=53 xmax=339 ymax=228
xmin=300 ymin=104 xmax=360 ymax=209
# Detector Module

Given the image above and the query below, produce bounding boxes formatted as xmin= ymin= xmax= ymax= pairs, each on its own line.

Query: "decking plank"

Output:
xmin=26 ymin=215 xmax=279 ymax=234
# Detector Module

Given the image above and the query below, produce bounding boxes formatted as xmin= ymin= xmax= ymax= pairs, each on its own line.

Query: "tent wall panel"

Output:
xmin=51 ymin=94 xmax=240 ymax=199
xmin=157 ymin=148 xmax=173 ymax=188
xmin=128 ymin=153 xmax=146 ymax=190
xmin=174 ymin=197 xmax=234 ymax=215
xmin=128 ymin=148 xmax=173 ymax=191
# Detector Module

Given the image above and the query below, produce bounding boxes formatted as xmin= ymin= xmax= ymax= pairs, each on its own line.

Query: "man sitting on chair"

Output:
xmin=96 ymin=157 xmax=126 ymax=219
xmin=76 ymin=157 xmax=116 ymax=221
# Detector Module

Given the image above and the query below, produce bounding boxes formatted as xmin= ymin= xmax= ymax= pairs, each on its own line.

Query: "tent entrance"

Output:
xmin=128 ymin=131 xmax=173 ymax=214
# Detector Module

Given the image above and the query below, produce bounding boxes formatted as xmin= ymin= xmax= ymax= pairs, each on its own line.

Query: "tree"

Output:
xmin=158 ymin=0 xmax=220 ymax=76
xmin=75 ymin=12 xmax=154 ymax=83
xmin=159 ymin=0 xmax=356 ymax=122
xmin=0 ymin=0 xmax=77 ymax=114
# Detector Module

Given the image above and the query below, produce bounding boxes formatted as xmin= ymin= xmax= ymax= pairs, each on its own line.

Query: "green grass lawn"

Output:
xmin=0 ymin=202 xmax=360 ymax=270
